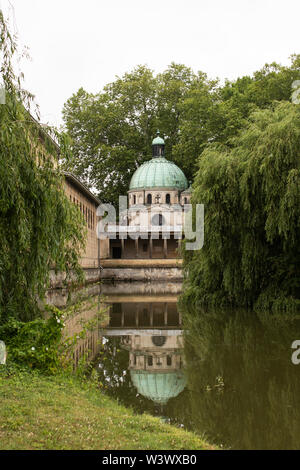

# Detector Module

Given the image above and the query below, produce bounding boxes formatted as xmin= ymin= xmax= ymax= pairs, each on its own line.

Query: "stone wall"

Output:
xmin=49 ymin=267 xmax=102 ymax=289
xmin=100 ymin=281 xmax=182 ymax=296
xmin=101 ymin=267 xmax=183 ymax=281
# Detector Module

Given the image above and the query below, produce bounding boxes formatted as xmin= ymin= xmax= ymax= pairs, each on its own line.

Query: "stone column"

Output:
xmin=149 ymin=237 xmax=153 ymax=259
xmin=163 ymin=237 xmax=167 ymax=258
xmin=164 ymin=303 xmax=168 ymax=326
xmin=121 ymin=239 xmax=125 ymax=259
xmin=135 ymin=307 xmax=139 ymax=327
xmin=135 ymin=238 xmax=139 ymax=258
xmin=150 ymin=304 xmax=153 ymax=326
xmin=177 ymin=238 xmax=182 ymax=256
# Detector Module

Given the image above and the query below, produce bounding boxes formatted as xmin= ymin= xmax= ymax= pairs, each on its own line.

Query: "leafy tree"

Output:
xmin=156 ymin=63 xmax=197 ymax=153
xmin=175 ymin=55 xmax=300 ymax=180
xmin=63 ymin=55 xmax=300 ymax=206
xmin=0 ymin=11 xmax=85 ymax=322
xmin=63 ymin=66 xmax=155 ymax=205
xmin=183 ymin=102 xmax=300 ymax=312
xmin=62 ymin=64 xmax=212 ymax=205
xmin=172 ymin=74 xmax=222 ymax=179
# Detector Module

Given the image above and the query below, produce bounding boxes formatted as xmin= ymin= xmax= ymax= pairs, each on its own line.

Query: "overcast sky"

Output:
xmin=1 ymin=0 xmax=299 ymax=128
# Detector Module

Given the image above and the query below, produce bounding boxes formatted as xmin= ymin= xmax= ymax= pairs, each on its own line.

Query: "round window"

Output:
xmin=151 ymin=336 xmax=167 ymax=347
xmin=151 ymin=214 xmax=164 ymax=226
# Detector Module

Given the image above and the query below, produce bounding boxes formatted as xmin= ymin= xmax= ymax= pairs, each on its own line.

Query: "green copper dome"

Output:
xmin=130 ymin=370 xmax=186 ymax=405
xmin=129 ymin=157 xmax=188 ymax=190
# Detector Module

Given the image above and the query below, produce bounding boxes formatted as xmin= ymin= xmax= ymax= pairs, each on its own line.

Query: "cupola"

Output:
xmin=152 ymin=130 xmax=165 ymax=157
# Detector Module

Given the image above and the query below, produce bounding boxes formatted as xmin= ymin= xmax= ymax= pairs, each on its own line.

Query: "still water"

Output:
xmin=49 ymin=281 xmax=300 ymax=450
xmin=94 ymin=281 xmax=300 ymax=450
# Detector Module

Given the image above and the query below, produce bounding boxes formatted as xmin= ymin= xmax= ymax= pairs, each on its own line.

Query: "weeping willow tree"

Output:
xmin=0 ymin=11 xmax=85 ymax=322
xmin=183 ymin=101 xmax=300 ymax=313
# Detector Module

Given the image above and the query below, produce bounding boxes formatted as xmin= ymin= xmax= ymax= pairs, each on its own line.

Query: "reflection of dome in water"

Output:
xmin=130 ymin=370 xmax=186 ymax=405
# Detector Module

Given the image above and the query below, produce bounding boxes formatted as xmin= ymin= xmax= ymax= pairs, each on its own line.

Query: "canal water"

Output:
xmin=50 ymin=281 xmax=300 ymax=450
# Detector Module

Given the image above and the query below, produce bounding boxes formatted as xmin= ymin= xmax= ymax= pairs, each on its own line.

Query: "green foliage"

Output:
xmin=0 ymin=306 xmax=64 ymax=373
xmin=0 ymin=296 xmax=107 ymax=374
xmin=0 ymin=11 xmax=85 ymax=322
xmin=62 ymin=55 xmax=300 ymax=208
xmin=62 ymin=63 xmax=210 ymax=205
xmin=61 ymin=297 xmax=108 ymax=376
xmin=183 ymin=102 xmax=300 ymax=312
xmin=175 ymin=55 xmax=300 ymax=179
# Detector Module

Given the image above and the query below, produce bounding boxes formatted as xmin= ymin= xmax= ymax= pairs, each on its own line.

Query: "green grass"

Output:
xmin=0 ymin=365 xmax=214 ymax=450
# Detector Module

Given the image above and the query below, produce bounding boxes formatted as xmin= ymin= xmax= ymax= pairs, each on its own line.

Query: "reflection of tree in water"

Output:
xmin=96 ymin=336 xmax=188 ymax=421
xmin=183 ymin=308 xmax=300 ymax=449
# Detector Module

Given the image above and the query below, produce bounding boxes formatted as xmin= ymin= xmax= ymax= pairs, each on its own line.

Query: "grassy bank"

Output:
xmin=0 ymin=365 xmax=213 ymax=450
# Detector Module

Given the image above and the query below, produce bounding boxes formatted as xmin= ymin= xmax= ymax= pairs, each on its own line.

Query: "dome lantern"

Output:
xmin=129 ymin=130 xmax=188 ymax=191
xmin=152 ymin=130 xmax=165 ymax=157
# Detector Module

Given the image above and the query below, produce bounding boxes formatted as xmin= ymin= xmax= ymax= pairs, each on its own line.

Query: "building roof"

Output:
xmin=130 ymin=370 xmax=186 ymax=405
xmin=63 ymin=171 xmax=101 ymax=205
xmin=152 ymin=130 xmax=165 ymax=146
xmin=129 ymin=157 xmax=188 ymax=191
xmin=129 ymin=130 xmax=188 ymax=191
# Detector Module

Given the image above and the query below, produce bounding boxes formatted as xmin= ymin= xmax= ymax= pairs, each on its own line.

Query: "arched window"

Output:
xmin=133 ymin=195 xmax=136 ymax=204
xmin=166 ymin=194 xmax=170 ymax=204
xmin=147 ymin=194 xmax=152 ymax=204
xmin=184 ymin=197 xmax=188 ymax=204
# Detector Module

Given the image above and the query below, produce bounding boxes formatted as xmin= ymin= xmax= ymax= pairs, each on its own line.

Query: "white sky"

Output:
xmin=1 ymin=0 xmax=299 ymax=128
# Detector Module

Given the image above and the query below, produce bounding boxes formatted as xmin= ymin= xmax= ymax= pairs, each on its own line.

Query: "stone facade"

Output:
xmin=107 ymin=133 xmax=192 ymax=260
xmin=128 ymin=188 xmax=183 ymax=206
xmin=63 ymin=172 xmax=109 ymax=268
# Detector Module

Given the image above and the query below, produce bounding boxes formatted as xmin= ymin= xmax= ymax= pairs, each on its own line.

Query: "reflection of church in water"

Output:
xmin=104 ymin=300 xmax=186 ymax=405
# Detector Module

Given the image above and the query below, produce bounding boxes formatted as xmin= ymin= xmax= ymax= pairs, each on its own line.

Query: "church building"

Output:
xmin=109 ymin=132 xmax=191 ymax=259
